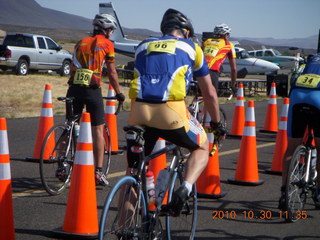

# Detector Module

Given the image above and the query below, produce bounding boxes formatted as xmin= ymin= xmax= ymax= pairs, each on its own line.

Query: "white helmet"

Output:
xmin=213 ymin=24 xmax=231 ymax=35
xmin=93 ymin=14 xmax=118 ymax=30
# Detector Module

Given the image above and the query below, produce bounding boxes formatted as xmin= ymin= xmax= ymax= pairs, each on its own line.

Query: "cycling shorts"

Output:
xmin=127 ymin=100 xmax=207 ymax=168
xmin=66 ymin=85 xmax=105 ymax=126
xmin=287 ymin=88 xmax=320 ymax=138
xmin=209 ymin=70 xmax=220 ymax=91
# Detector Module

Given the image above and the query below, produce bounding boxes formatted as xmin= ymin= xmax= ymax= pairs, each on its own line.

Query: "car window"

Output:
xmin=265 ymin=50 xmax=273 ymax=57
xmin=37 ymin=37 xmax=46 ymax=49
xmin=256 ymin=51 xmax=263 ymax=57
xmin=45 ymin=38 xmax=58 ymax=50
xmin=3 ymin=35 xmax=35 ymax=48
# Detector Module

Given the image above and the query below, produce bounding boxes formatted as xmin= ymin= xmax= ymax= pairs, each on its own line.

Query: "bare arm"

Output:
xmin=197 ymin=74 xmax=220 ymax=123
xmin=228 ymin=55 xmax=237 ymax=89
xmin=106 ymin=61 xmax=122 ymax=95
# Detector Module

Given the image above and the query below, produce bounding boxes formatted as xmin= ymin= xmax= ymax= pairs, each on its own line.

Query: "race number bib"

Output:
xmin=74 ymin=69 xmax=93 ymax=86
xmin=147 ymin=40 xmax=176 ymax=55
xmin=203 ymin=45 xmax=219 ymax=57
xmin=296 ymin=74 xmax=320 ymax=88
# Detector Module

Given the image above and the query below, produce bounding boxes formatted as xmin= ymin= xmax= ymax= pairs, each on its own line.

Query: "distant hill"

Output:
xmin=0 ymin=0 xmax=317 ymax=51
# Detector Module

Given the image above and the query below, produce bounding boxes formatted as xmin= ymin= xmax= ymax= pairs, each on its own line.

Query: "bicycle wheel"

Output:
xmin=39 ymin=124 xmax=74 ymax=195
xmin=99 ymin=176 xmax=148 ymax=240
xmin=166 ymin=163 xmax=197 ymax=239
xmin=285 ymin=145 xmax=308 ymax=222
xmin=103 ymin=124 xmax=112 ymax=176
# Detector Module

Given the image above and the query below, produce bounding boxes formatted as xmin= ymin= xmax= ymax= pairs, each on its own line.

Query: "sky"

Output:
xmin=34 ymin=0 xmax=320 ymax=39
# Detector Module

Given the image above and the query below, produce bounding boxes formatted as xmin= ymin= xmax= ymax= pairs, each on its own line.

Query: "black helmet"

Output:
xmin=160 ymin=9 xmax=194 ymax=38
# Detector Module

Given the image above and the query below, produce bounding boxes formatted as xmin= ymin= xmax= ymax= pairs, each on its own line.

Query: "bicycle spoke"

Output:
xmin=39 ymin=125 xmax=74 ymax=195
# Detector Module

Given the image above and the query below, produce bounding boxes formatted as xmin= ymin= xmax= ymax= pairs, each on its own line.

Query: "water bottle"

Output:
xmin=311 ymin=148 xmax=317 ymax=169
xmin=74 ymin=123 xmax=80 ymax=137
xmin=311 ymin=148 xmax=317 ymax=180
xmin=146 ymin=170 xmax=156 ymax=211
xmin=155 ymin=169 xmax=170 ymax=207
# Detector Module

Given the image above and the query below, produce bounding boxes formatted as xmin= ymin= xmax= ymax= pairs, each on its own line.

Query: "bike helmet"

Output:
xmin=160 ymin=8 xmax=194 ymax=38
xmin=93 ymin=14 xmax=118 ymax=30
xmin=213 ymin=24 xmax=231 ymax=35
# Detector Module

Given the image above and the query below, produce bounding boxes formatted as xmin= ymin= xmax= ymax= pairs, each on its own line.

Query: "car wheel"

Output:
xmin=15 ymin=59 xmax=29 ymax=75
xmin=59 ymin=60 xmax=71 ymax=76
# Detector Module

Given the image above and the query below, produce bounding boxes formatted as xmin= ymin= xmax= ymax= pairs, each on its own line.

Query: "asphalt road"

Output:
xmin=5 ymin=100 xmax=320 ymax=240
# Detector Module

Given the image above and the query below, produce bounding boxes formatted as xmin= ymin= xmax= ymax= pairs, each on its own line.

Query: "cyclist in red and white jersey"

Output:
xmin=202 ymin=24 xmax=237 ymax=95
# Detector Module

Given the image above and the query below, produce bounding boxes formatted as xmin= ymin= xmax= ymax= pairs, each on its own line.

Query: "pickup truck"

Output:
xmin=0 ymin=33 xmax=73 ymax=76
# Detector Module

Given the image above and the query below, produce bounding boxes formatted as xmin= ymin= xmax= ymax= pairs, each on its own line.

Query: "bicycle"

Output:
xmin=284 ymin=104 xmax=318 ymax=222
xmin=39 ymin=96 xmax=122 ymax=195
xmin=188 ymin=80 xmax=232 ymax=149
xmin=99 ymin=125 xmax=197 ymax=240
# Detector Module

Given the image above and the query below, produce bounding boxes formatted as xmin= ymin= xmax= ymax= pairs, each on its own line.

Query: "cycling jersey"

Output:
xmin=129 ymin=35 xmax=209 ymax=103
xmin=68 ymin=34 xmax=115 ymax=89
xmin=202 ymin=38 xmax=236 ymax=72
xmin=287 ymin=54 xmax=320 ymax=138
xmin=291 ymin=54 xmax=320 ymax=90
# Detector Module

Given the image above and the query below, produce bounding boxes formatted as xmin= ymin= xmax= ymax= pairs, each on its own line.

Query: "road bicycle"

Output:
xmin=39 ymin=96 xmax=122 ymax=195
xmin=284 ymin=104 xmax=318 ymax=222
xmin=99 ymin=125 xmax=198 ymax=240
xmin=188 ymin=80 xmax=232 ymax=149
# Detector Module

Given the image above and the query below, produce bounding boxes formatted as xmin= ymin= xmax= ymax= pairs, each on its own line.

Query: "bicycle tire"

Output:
xmin=99 ymin=176 xmax=148 ymax=240
xmin=39 ymin=124 xmax=74 ymax=195
xmin=166 ymin=162 xmax=197 ymax=239
xmin=285 ymin=145 xmax=308 ymax=222
xmin=103 ymin=124 xmax=112 ymax=176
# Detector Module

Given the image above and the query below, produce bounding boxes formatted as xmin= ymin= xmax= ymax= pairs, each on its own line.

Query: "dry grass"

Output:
xmin=0 ymin=72 xmax=131 ymax=119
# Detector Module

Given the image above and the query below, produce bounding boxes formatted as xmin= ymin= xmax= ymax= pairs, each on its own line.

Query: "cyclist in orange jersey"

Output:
xmin=202 ymin=24 xmax=237 ymax=95
xmin=67 ymin=14 xmax=125 ymax=186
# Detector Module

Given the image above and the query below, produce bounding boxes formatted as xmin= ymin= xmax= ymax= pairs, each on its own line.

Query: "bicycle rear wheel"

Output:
xmin=166 ymin=163 xmax=197 ymax=239
xmin=285 ymin=145 xmax=308 ymax=222
xmin=39 ymin=124 xmax=74 ymax=195
xmin=103 ymin=124 xmax=112 ymax=176
xmin=99 ymin=176 xmax=148 ymax=240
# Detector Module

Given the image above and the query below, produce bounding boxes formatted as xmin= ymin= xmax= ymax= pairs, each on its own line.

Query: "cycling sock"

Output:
xmin=95 ymin=167 xmax=103 ymax=172
xmin=182 ymin=181 xmax=192 ymax=196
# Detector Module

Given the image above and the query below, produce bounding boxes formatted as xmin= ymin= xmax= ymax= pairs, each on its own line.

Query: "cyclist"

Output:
xmin=66 ymin=14 xmax=125 ymax=186
xmin=278 ymin=53 xmax=320 ymax=210
xmin=202 ymin=24 xmax=237 ymax=95
xmin=126 ymin=8 xmax=226 ymax=216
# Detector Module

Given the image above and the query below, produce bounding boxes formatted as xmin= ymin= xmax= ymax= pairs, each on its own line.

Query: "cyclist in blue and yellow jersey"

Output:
xmin=127 ymin=8 xmax=226 ymax=217
xmin=278 ymin=53 xmax=320 ymax=210
xmin=202 ymin=24 xmax=237 ymax=95
xmin=67 ymin=14 xmax=125 ymax=186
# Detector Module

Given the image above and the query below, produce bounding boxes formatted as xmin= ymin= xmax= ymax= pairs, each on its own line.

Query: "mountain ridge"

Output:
xmin=0 ymin=0 xmax=317 ymax=50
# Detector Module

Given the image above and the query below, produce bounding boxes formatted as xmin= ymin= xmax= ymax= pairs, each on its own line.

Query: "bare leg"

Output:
xmin=92 ymin=124 xmax=105 ymax=168
xmin=184 ymin=139 xmax=209 ymax=184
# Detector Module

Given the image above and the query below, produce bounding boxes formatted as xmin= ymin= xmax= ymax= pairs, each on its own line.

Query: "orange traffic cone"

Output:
xmin=260 ymin=82 xmax=278 ymax=133
xmin=148 ymin=138 xmax=167 ymax=180
xmin=229 ymin=83 xmax=245 ymax=137
xmin=27 ymin=84 xmax=54 ymax=161
xmin=104 ymin=85 xmax=123 ymax=154
xmin=0 ymin=118 xmax=15 ymax=240
xmin=54 ymin=112 xmax=98 ymax=239
xmin=266 ymin=98 xmax=289 ymax=175
xmin=196 ymin=125 xmax=227 ymax=198
xmin=228 ymin=100 xmax=264 ymax=186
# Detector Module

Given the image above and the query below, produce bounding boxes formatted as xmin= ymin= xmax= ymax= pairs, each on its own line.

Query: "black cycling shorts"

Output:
xmin=66 ymin=85 xmax=105 ymax=126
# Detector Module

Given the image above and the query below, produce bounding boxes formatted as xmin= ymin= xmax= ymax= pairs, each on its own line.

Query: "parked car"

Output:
xmin=0 ymin=33 xmax=72 ymax=76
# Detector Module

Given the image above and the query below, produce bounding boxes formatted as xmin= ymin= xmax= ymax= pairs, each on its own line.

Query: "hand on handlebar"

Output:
xmin=116 ymin=93 xmax=125 ymax=102
xmin=210 ymin=121 xmax=227 ymax=144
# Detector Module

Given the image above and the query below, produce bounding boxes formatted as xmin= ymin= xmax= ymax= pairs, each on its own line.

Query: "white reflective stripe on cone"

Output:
xmin=243 ymin=126 xmax=256 ymax=137
xmin=0 ymin=163 xmax=11 ymax=180
xmin=0 ymin=131 xmax=9 ymax=154
xmin=74 ymin=151 xmax=94 ymax=166
xmin=78 ymin=122 xmax=92 ymax=143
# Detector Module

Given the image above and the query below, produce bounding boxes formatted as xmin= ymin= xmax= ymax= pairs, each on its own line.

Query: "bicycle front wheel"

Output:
xmin=166 ymin=165 xmax=197 ymax=240
xmin=39 ymin=124 xmax=74 ymax=195
xmin=99 ymin=176 xmax=148 ymax=240
xmin=285 ymin=145 xmax=308 ymax=222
